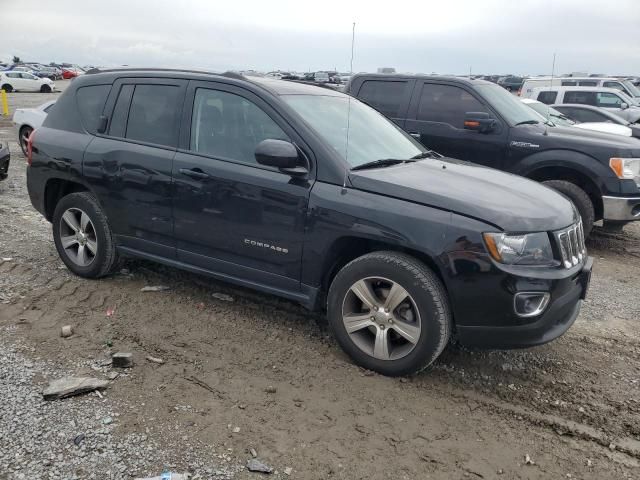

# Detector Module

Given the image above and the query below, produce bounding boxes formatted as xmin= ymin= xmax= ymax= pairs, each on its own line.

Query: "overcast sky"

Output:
xmin=3 ymin=0 xmax=639 ymax=75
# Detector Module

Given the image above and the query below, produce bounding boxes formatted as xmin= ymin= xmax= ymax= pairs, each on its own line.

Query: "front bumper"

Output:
xmin=456 ymin=257 xmax=593 ymax=349
xmin=602 ymin=195 xmax=640 ymax=221
xmin=0 ymin=143 xmax=10 ymax=180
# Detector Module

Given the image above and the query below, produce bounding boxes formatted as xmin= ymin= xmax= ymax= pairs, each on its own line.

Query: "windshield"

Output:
xmin=622 ymin=80 xmax=640 ymax=99
xmin=282 ymin=94 xmax=423 ymax=168
xmin=525 ymin=102 xmax=576 ymax=126
xmin=475 ymin=84 xmax=542 ymax=126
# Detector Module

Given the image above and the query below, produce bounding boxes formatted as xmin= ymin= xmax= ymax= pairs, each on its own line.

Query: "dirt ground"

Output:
xmin=1 ymin=84 xmax=639 ymax=479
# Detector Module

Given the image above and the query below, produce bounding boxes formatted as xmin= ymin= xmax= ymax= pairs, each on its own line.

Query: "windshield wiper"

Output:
xmin=351 ymin=158 xmax=416 ymax=171
xmin=411 ymin=150 xmax=442 ymax=159
xmin=514 ymin=120 xmax=540 ymax=126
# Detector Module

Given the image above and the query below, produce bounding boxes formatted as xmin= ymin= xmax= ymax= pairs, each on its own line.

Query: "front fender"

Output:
xmin=511 ymin=149 xmax=619 ymax=195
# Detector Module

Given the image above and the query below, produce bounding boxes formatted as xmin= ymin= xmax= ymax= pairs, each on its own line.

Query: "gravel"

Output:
xmin=0 ymin=331 xmax=240 ymax=479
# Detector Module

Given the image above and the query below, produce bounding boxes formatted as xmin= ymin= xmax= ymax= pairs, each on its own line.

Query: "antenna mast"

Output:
xmin=544 ymin=52 xmax=556 ymax=135
xmin=342 ymin=22 xmax=356 ymax=190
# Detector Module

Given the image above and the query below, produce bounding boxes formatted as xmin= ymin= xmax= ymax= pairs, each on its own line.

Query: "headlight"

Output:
xmin=610 ymin=157 xmax=640 ymax=186
xmin=483 ymin=232 xmax=554 ymax=265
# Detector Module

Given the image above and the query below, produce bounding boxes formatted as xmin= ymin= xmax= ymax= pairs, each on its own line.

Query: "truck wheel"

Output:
xmin=542 ymin=180 xmax=595 ymax=236
xmin=327 ymin=251 xmax=451 ymax=376
xmin=52 ymin=192 xmax=118 ymax=279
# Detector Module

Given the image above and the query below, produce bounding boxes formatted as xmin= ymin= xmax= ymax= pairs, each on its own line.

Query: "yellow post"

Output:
xmin=0 ymin=89 xmax=8 ymax=116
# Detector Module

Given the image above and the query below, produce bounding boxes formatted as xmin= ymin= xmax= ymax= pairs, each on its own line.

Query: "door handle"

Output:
xmin=409 ymin=132 xmax=421 ymax=138
xmin=179 ymin=168 xmax=210 ymax=180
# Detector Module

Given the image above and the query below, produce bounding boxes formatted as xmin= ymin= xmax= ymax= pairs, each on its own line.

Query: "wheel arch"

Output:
xmin=525 ymin=165 xmax=604 ymax=220
xmin=43 ymin=178 xmax=92 ymax=221
xmin=316 ymin=236 xmax=448 ymax=311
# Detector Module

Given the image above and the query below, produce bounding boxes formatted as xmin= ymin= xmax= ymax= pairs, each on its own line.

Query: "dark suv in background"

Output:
xmin=26 ymin=69 xmax=591 ymax=376
xmin=346 ymin=74 xmax=640 ymax=235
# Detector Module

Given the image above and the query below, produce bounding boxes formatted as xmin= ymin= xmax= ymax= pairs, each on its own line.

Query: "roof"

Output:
xmin=348 ymin=73 xmax=493 ymax=86
xmin=85 ymin=67 xmax=345 ymax=97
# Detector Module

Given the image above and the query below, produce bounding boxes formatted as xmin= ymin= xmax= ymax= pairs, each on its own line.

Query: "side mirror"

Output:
xmin=620 ymin=102 xmax=629 ymax=110
xmin=255 ymin=139 xmax=307 ymax=176
xmin=464 ymin=112 xmax=497 ymax=133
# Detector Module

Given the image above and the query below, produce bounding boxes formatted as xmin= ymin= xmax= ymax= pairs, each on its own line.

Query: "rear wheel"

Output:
xmin=327 ymin=251 xmax=451 ymax=376
xmin=52 ymin=192 xmax=118 ymax=278
xmin=543 ymin=180 xmax=595 ymax=236
xmin=19 ymin=126 xmax=33 ymax=156
xmin=1 ymin=84 xmax=13 ymax=93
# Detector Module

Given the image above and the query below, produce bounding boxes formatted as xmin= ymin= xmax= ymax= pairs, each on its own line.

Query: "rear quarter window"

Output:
xmin=76 ymin=85 xmax=111 ymax=134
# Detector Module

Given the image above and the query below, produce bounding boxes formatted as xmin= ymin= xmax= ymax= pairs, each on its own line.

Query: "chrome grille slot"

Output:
xmin=554 ymin=222 xmax=586 ymax=269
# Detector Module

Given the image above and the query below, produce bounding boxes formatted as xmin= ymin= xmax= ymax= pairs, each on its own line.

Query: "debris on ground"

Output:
xmin=247 ymin=458 xmax=273 ymax=474
xmin=141 ymin=285 xmax=171 ymax=292
xmin=112 ymin=352 xmax=134 ymax=368
xmin=60 ymin=325 xmax=73 ymax=338
xmin=102 ymin=416 xmax=113 ymax=425
xmin=73 ymin=433 xmax=85 ymax=446
xmin=284 ymin=466 xmax=293 ymax=475
xmin=43 ymin=376 xmax=109 ymax=400
xmin=524 ymin=454 xmax=535 ymax=465
xmin=264 ymin=386 xmax=277 ymax=394
xmin=211 ymin=292 xmax=234 ymax=302
xmin=106 ymin=307 xmax=115 ymax=317
xmin=146 ymin=355 xmax=165 ymax=364
xmin=249 ymin=448 xmax=258 ymax=458
xmin=135 ymin=473 xmax=190 ymax=480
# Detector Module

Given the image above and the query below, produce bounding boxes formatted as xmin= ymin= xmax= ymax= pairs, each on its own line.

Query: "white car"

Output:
xmin=0 ymin=71 xmax=55 ymax=93
xmin=520 ymin=76 xmax=640 ymax=102
xmin=12 ymin=100 xmax=56 ymax=154
xmin=520 ymin=98 xmax=633 ymax=137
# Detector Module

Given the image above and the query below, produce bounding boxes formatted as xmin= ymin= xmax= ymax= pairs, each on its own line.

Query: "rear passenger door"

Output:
xmin=404 ymin=82 xmax=507 ymax=168
xmin=354 ymin=79 xmax=414 ymax=127
xmin=83 ymin=78 xmax=187 ymax=258
xmin=171 ymin=81 xmax=313 ymax=291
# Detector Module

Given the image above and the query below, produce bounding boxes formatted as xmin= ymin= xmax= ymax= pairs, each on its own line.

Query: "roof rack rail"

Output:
xmin=283 ymin=79 xmax=342 ymax=91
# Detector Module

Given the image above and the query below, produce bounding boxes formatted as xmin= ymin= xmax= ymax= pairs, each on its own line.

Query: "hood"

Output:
xmin=349 ymin=158 xmax=577 ymax=232
xmin=512 ymin=123 xmax=640 ymax=159
xmin=574 ymin=122 xmax=632 ymax=137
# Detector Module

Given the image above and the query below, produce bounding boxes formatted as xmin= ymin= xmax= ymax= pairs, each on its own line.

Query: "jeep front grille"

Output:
xmin=554 ymin=222 xmax=586 ymax=268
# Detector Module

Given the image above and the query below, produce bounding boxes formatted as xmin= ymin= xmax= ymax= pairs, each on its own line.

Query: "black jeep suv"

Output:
xmin=346 ymin=74 xmax=640 ymax=235
xmin=26 ymin=69 xmax=592 ymax=376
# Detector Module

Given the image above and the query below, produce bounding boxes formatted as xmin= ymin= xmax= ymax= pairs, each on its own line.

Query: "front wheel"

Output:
xmin=40 ymin=84 xmax=52 ymax=93
xmin=543 ymin=180 xmax=595 ymax=236
xmin=327 ymin=251 xmax=451 ymax=376
xmin=19 ymin=126 xmax=32 ymax=156
xmin=52 ymin=192 xmax=119 ymax=278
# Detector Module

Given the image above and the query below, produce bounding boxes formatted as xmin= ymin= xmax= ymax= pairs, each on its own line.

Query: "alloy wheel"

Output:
xmin=58 ymin=207 xmax=98 ymax=267
xmin=341 ymin=276 xmax=421 ymax=361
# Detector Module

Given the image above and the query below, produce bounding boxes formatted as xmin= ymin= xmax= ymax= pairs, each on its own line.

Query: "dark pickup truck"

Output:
xmin=26 ymin=69 xmax=591 ymax=376
xmin=346 ymin=74 xmax=640 ymax=235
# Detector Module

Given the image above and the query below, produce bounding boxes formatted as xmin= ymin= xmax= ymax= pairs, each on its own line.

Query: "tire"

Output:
xmin=52 ymin=192 xmax=118 ymax=278
xmin=327 ymin=251 xmax=451 ymax=376
xmin=40 ymin=84 xmax=52 ymax=93
xmin=19 ymin=126 xmax=32 ymax=156
xmin=542 ymin=180 xmax=595 ymax=236
xmin=1 ymin=84 xmax=13 ymax=93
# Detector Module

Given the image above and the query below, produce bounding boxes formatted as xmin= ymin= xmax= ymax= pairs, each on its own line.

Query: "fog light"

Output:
xmin=514 ymin=292 xmax=550 ymax=318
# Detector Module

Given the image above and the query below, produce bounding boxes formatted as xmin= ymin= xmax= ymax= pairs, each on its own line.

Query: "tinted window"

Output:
xmin=190 ymin=88 xmax=289 ymax=165
xmin=76 ymin=84 xmax=111 ymax=134
xmin=417 ymin=84 xmax=487 ymax=128
xmin=597 ymin=92 xmax=623 ymax=108
xmin=357 ymin=80 xmax=408 ymax=118
xmin=108 ymin=84 xmax=135 ymax=138
xmin=561 ymin=81 xmax=577 ymax=86
xmin=536 ymin=91 xmax=558 ymax=105
xmin=603 ymin=81 xmax=623 ymax=91
xmin=6 ymin=72 xmax=20 ymax=78
xmin=578 ymin=81 xmax=597 ymax=86
xmin=563 ymin=91 xmax=597 ymax=106
xmin=558 ymin=107 xmax=611 ymax=123
xmin=125 ymin=85 xmax=181 ymax=147
xmin=20 ymin=73 xmax=36 ymax=80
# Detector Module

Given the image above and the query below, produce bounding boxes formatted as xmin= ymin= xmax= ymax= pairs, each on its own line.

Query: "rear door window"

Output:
xmin=108 ymin=85 xmax=135 ymax=138
xmin=578 ymin=81 xmax=597 ymax=86
xmin=125 ymin=84 xmax=182 ymax=147
xmin=417 ymin=83 xmax=487 ymax=128
xmin=561 ymin=81 xmax=577 ymax=86
xmin=76 ymin=84 xmax=111 ymax=134
xmin=357 ymin=80 xmax=409 ymax=118
xmin=536 ymin=91 xmax=558 ymax=105
xmin=563 ymin=91 xmax=597 ymax=106
xmin=603 ymin=81 xmax=623 ymax=91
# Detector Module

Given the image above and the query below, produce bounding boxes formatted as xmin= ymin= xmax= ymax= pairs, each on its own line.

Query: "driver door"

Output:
xmin=172 ymin=81 xmax=314 ymax=291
